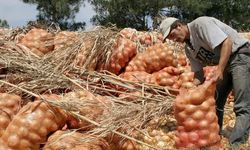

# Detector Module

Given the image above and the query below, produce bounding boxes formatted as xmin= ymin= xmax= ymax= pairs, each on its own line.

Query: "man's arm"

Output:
xmin=212 ymin=37 xmax=232 ymax=81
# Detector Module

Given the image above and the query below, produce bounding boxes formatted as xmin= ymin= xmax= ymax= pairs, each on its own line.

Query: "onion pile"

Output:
xmin=107 ymin=38 xmax=137 ymax=74
xmin=0 ymin=93 xmax=22 ymax=136
xmin=43 ymin=130 xmax=110 ymax=150
xmin=0 ymin=99 xmax=67 ymax=149
xmin=20 ymin=28 xmax=54 ymax=56
xmin=174 ymin=81 xmax=221 ymax=149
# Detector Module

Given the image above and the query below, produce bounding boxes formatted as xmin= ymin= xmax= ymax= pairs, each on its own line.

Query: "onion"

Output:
xmin=190 ymin=90 xmax=206 ymax=105
xmin=200 ymin=100 xmax=210 ymax=111
xmin=189 ymin=131 xmax=199 ymax=142
xmin=209 ymin=132 xmax=220 ymax=144
xmin=183 ymin=118 xmax=197 ymax=131
xmin=181 ymin=82 xmax=195 ymax=89
xmin=172 ymin=67 xmax=181 ymax=75
xmin=180 ymin=72 xmax=194 ymax=82
xmin=156 ymin=140 xmax=166 ymax=147
xmin=125 ymin=65 xmax=133 ymax=72
xmin=17 ymin=126 xmax=29 ymax=138
xmin=159 ymin=51 xmax=168 ymax=60
xmin=28 ymin=132 xmax=41 ymax=142
xmin=206 ymin=111 xmax=216 ymax=123
xmin=7 ymin=135 xmax=20 ymax=148
xmin=174 ymin=137 xmax=181 ymax=148
xmin=176 ymin=111 xmax=188 ymax=124
xmin=184 ymin=104 xmax=197 ymax=114
xmin=179 ymin=131 xmax=189 ymax=145
xmin=174 ymin=99 xmax=186 ymax=112
xmin=177 ymin=126 xmax=185 ymax=132
xmin=37 ymin=127 xmax=48 ymax=137
xmin=192 ymin=110 xmax=204 ymax=121
xmin=19 ymin=139 xmax=31 ymax=148
xmin=207 ymin=97 xmax=215 ymax=106
xmin=198 ymin=119 xmax=209 ymax=129
xmin=198 ymin=129 xmax=209 ymax=139
xmin=159 ymin=78 xmax=174 ymax=86
xmin=198 ymin=139 xmax=208 ymax=147
xmin=209 ymin=122 xmax=219 ymax=132
xmin=0 ymin=115 xmax=10 ymax=128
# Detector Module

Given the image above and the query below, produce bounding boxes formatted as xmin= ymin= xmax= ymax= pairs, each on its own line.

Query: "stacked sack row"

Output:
xmin=0 ymin=91 xmax=118 ymax=150
xmin=119 ymin=42 xmax=197 ymax=91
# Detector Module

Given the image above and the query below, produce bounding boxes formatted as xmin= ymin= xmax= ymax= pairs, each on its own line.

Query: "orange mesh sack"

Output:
xmin=43 ymin=130 xmax=110 ymax=150
xmin=173 ymin=81 xmax=221 ymax=149
xmin=0 ymin=100 xmax=67 ymax=150
xmin=0 ymin=93 xmax=22 ymax=137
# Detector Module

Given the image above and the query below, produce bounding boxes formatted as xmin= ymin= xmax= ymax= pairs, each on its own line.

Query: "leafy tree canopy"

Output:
xmin=89 ymin=0 xmax=250 ymax=31
xmin=165 ymin=0 xmax=250 ymax=31
xmin=89 ymin=0 xmax=169 ymax=30
xmin=0 ymin=19 xmax=9 ymax=28
xmin=22 ymin=0 xmax=86 ymax=30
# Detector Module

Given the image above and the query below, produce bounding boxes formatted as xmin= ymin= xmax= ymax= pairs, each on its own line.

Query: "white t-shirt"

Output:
xmin=185 ymin=16 xmax=248 ymax=72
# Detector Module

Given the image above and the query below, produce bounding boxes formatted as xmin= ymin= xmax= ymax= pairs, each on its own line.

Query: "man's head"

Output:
xmin=159 ymin=17 xmax=189 ymax=43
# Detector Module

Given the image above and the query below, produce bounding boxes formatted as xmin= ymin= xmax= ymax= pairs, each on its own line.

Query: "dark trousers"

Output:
xmin=215 ymin=43 xmax=250 ymax=144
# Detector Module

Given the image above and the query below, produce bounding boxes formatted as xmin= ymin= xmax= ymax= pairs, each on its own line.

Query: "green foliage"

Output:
xmin=21 ymin=0 xmax=250 ymax=31
xmin=89 ymin=0 xmax=250 ymax=31
xmin=0 ymin=19 xmax=9 ymax=28
xmin=22 ymin=0 xmax=86 ymax=30
xmin=89 ymin=0 xmax=168 ymax=30
xmin=162 ymin=0 xmax=250 ymax=30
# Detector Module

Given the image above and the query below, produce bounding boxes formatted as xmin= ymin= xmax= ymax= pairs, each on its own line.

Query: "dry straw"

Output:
xmin=0 ymin=26 xmax=176 ymax=149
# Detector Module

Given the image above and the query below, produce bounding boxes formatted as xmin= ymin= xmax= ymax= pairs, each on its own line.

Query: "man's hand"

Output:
xmin=211 ymin=67 xmax=223 ymax=82
xmin=210 ymin=37 xmax=232 ymax=83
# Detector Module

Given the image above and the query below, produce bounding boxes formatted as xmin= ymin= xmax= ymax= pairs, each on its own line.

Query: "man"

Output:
xmin=159 ymin=16 xmax=250 ymax=149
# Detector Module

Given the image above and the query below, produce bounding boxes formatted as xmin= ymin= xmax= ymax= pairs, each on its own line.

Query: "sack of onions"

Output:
xmin=126 ymin=43 xmax=176 ymax=74
xmin=0 ymin=100 xmax=67 ymax=150
xmin=19 ymin=28 xmax=54 ymax=56
xmin=0 ymin=93 xmax=22 ymax=136
xmin=107 ymin=38 xmax=137 ymax=75
xmin=144 ymin=43 xmax=177 ymax=73
xmin=174 ymin=81 xmax=221 ymax=149
xmin=43 ymin=130 xmax=110 ymax=150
